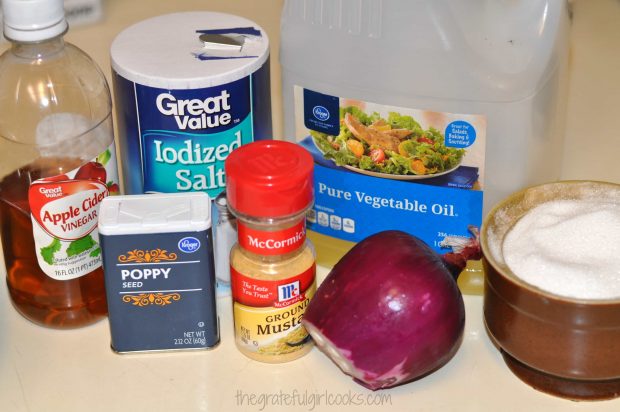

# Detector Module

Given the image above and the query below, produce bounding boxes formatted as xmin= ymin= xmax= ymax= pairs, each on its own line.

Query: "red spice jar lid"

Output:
xmin=225 ymin=140 xmax=314 ymax=218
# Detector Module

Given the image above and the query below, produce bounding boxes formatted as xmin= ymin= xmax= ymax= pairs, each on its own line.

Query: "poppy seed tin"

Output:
xmin=98 ymin=192 xmax=219 ymax=353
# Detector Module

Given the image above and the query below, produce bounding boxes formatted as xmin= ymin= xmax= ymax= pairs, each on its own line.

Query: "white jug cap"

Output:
xmin=2 ymin=0 xmax=68 ymax=42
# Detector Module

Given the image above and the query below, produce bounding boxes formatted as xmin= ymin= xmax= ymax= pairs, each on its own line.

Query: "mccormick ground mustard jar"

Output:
xmin=225 ymin=141 xmax=316 ymax=363
xmin=110 ymin=12 xmax=271 ymax=292
xmin=280 ymin=0 xmax=569 ymax=294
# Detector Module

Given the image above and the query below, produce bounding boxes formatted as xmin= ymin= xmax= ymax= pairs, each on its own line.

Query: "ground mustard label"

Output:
xmin=231 ymin=265 xmax=316 ymax=356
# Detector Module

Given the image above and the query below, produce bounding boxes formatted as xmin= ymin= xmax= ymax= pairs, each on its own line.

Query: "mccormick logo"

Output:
xmin=238 ymin=220 xmax=307 ymax=256
xmin=178 ymin=237 xmax=201 ymax=253
xmin=246 ymin=229 xmax=305 ymax=251
xmin=278 ymin=280 xmax=300 ymax=302
xmin=312 ymin=105 xmax=330 ymax=121
xmin=155 ymin=90 xmax=232 ymax=130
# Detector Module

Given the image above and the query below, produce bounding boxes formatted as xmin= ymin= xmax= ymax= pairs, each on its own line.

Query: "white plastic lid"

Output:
xmin=110 ymin=12 xmax=270 ymax=89
xmin=2 ymin=0 xmax=68 ymax=42
xmin=98 ymin=192 xmax=212 ymax=236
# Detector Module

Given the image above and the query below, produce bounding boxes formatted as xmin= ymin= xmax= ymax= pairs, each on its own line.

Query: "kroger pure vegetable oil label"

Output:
xmin=231 ymin=265 xmax=316 ymax=357
xmin=294 ymin=87 xmax=485 ymax=254
xmin=28 ymin=144 xmax=119 ymax=280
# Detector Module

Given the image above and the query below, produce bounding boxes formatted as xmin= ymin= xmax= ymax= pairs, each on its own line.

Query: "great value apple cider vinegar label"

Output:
xmin=28 ymin=144 xmax=119 ymax=280
xmin=230 ymin=266 xmax=316 ymax=356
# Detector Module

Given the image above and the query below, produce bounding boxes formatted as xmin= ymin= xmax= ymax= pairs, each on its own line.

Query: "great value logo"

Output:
xmin=155 ymin=91 xmax=232 ymax=130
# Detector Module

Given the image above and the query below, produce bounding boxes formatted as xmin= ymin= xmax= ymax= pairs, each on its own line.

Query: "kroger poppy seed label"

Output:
xmin=111 ymin=12 xmax=271 ymax=198
xmin=98 ymin=192 xmax=219 ymax=353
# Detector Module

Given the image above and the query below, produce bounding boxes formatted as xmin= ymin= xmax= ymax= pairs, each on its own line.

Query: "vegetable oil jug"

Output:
xmin=280 ymin=0 xmax=569 ymax=293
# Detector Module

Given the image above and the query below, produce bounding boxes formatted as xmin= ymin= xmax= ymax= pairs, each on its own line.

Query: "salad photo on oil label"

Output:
xmin=295 ymin=88 xmax=486 ymax=191
xmin=310 ymin=106 xmax=467 ymax=180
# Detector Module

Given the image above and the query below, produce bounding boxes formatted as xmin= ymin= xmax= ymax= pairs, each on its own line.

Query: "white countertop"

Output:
xmin=3 ymin=274 xmax=614 ymax=412
xmin=2 ymin=0 xmax=620 ymax=411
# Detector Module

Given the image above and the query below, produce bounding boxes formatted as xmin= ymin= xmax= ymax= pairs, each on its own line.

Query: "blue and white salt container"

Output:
xmin=111 ymin=12 xmax=271 ymax=196
xmin=110 ymin=12 xmax=271 ymax=293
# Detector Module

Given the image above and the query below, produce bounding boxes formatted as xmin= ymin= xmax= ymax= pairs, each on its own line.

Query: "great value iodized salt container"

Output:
xmin=111 ymin=12 xmax=271 ymax=197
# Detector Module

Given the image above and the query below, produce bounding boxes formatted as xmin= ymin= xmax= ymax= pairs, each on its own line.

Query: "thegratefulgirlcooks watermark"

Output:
xmin=235 ymin=389 xmax=392 ymax=411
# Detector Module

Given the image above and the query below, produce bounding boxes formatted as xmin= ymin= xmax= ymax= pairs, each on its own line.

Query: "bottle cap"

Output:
xmin=225 ymin=141 xmax=314 ymax=218
xmin=2 ymin=0 xmax=68 ymax=42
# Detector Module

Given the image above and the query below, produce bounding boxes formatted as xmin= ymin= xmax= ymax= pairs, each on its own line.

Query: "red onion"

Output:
xmin=303 ymin=230 xmax=465 ymax=390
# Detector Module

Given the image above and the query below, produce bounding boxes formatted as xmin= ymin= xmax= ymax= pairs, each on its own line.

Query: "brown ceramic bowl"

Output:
xmin=481 ymin=181 xmax=620 ymax=400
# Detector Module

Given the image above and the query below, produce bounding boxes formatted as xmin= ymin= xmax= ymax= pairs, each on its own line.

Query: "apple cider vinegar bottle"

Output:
xmin=0 ymin=0 xmax=119 ymax=328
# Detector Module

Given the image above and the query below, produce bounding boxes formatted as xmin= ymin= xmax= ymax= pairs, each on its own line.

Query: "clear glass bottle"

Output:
xmin=226 ymin=140 xmax=316 ymax=363
xmin=214 ymin=190 xmax=237 ymax=295
xmin=0 ymin=0 xmax=119 ymax=328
